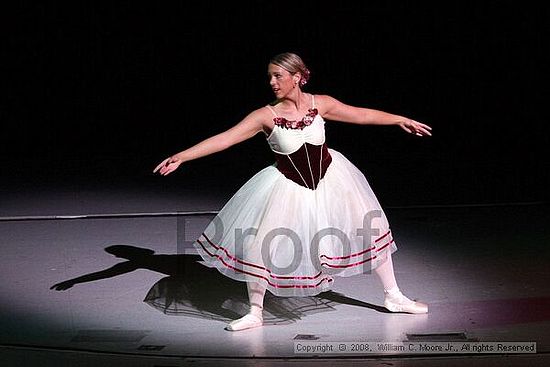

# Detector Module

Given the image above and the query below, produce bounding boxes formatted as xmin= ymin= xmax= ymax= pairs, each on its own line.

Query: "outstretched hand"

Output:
xmin=399 ymin=119 xmax=432 ymax=137
xmin=153 ymin=156 xmax=182 ymax=176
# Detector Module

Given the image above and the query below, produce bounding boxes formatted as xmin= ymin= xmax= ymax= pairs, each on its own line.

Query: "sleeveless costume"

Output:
xmin=193 ymin=95 xmax=397 ymax=297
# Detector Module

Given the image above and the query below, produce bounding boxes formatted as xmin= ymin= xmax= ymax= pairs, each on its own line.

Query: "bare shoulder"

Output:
xmin=239 ymin=105 xmax=277 ymax=134
xmin=313 ymin=94 xmax=340 ymax=114
xmin=251 ymin=105 xmax=275 ymax=117
xmin=245 ymin=105 xmax=276 ymax=124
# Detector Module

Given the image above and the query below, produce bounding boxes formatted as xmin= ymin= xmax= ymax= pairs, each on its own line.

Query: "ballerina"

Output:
xmin=154 ymin=52 xmax=432 ymax=331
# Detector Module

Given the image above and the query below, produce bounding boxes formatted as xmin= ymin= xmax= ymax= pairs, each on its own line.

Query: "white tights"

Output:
xmin=228 ymin=251 xmax=428 ymax=330
xmin=246 ymin=281 xmax=266 ymax=318
xmin=224 ymin=281 xmax=266 ymax=331
xmin=239 ymin=252 xmax=404 ymax=322
xmin=373 ymin=251 xmax=399 ymax=293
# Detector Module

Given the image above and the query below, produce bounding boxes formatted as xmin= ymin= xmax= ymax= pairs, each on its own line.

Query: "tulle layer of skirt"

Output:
xmin=193 ymin=149 xmax=397 ymax=297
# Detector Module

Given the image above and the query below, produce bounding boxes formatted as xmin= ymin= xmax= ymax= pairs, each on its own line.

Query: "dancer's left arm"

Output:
xmin=316 ymin=95 xmax=432 ymax=137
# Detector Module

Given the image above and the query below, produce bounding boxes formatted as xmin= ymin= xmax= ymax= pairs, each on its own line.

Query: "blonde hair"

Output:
xmin=270 ymin=52 xmax=310 ymax=86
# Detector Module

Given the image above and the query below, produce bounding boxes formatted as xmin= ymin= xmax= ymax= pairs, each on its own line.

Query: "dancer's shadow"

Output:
xmin=50 ymin=244 xmax=385 ymax=324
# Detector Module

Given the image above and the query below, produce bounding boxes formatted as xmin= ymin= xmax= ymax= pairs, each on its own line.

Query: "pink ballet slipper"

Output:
xmin=384 ymin=290 xmax=428 ymax=314
xmin=224 ymin=313 xmax=263 ymax=331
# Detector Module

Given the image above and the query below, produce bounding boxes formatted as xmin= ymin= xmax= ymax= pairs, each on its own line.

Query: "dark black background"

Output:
xmin=3 ymin=1 xmax=549 ymax=207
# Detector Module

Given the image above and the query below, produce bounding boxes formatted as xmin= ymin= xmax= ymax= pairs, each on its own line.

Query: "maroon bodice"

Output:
xmin=274 ymin=143 xmax=332 ymax=190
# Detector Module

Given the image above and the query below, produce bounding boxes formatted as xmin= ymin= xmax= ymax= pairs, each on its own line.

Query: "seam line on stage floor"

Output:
xmin=0 ymin=211 xmax=219 ymax=222
xmin=0 ymin=201 xmax=546 ymax=222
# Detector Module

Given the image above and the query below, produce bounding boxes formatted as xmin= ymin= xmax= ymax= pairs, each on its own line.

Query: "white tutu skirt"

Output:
xmin=193 ymin=148 xmax=397 ymax=297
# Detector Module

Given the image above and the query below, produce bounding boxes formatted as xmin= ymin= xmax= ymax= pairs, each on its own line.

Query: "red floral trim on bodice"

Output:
xmin=273 ymin=108 xmax=318 ymax=130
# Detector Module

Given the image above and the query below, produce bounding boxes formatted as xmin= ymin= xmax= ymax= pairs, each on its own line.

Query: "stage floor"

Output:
xmin=1 ymin=184 xmax=548 ymax=366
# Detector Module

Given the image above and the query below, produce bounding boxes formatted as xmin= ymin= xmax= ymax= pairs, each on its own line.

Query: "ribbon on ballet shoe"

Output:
xmin=224 ymin=313 xmax=263 ymax=331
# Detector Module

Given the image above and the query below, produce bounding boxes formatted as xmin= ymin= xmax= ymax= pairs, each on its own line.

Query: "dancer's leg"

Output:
xmin=374 ymin=251 xmax=428 ymax=314
xmin=373 ymin=251 xmax=398 ymax=291
xmin=247 ymin=281 xmax=265 ymax=318
xmin=225 ymin=282 xmax=265 ymax=331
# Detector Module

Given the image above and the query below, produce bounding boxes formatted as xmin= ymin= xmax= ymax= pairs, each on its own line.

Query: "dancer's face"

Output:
xmin=268 ymin=63 xmax=298 ymax=99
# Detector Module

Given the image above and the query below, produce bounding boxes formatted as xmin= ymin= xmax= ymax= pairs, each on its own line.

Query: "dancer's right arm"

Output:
xmin=154 ymin=108 xmax=267 ymax=176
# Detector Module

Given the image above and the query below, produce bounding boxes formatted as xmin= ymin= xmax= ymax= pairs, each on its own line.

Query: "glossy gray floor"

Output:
xmin=1 ymin=186 xmax=548 ymax=366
